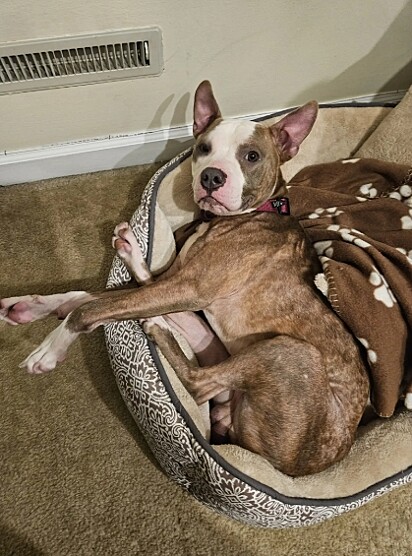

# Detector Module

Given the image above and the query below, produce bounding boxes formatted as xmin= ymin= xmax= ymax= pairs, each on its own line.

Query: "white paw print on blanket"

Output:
xmin=308 ymin=207 xmax=344 ymax=220
xmin=357 ymin=337 xmax=378 ymax=365
xmin=401 ymin=209 xmax=412 ymax=230
xmin=326 ymin=225 xmax=371 ymax=249
xmin=389 ymin=184 xmax=412 ymax=205
xmin=400 ymin=184 xmax=412 ymax=199
xmin=358 ymin=183 xmax=378 ymax=198
xmin=369 ymin=266 xmax=397 ymax=308
xmin=314 ymin=240 xmax=334 ymax=257
xmin=395 ymin=247 xmax=412 ymax=265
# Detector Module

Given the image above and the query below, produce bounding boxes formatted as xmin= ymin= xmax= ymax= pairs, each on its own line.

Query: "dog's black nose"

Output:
xmin=200 ymin=167 xmax=227 ymax=192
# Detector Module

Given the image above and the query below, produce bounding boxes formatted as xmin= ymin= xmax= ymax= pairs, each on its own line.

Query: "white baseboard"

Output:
xmin=0 ymin=90 xmax=406 ymax=186
xmin=0 ymin=126 xmax=195 ymax=186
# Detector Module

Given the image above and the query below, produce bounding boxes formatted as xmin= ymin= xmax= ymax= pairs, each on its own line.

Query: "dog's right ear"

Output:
xmin=193 ymin=81 xmax=222 ymax=138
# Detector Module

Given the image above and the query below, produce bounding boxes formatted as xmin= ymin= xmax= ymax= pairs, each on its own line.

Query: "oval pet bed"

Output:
xmin=104 ymin=90 xmax=412 ymax=528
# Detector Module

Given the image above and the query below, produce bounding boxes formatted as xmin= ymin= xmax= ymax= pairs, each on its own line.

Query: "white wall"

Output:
xmin=1 ymin=0 xmax=411 ymax=152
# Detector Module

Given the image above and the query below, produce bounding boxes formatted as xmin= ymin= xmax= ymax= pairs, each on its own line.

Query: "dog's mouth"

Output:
xmin=198 ymin=196 xmax=232 ymax=215
xmin=198 ymin=195 xmax=256 ymax=216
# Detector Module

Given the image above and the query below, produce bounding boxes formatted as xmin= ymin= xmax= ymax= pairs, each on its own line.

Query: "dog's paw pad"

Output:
xmin=20 ymin=350 xmax=59 ymax=374
xmin=8 ymin=301 xmax=37 ymax=324
xmin=140 ymin=317 xmax=174 ymax=342
xmin=0 ymin=295 xmax=48 ymax=325
xmin=112 ymin=223 xmax=142 ymax=259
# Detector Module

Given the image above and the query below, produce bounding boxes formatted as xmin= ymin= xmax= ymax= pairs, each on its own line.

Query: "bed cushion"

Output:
xmin=355 ymin=85 xmax=412 ymax=164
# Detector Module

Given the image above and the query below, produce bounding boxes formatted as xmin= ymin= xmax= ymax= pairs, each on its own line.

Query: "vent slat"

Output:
xmin=115 ymin=44 xmax=122 ymax=69
xmin=56 ymin=51 xmax=66 ymax=77
xmin=2 ymin=57 xmax=14 ymax=82
xmin=136 ymin=43 xmax=143 ymax=66
xmin=101 ymin=45 xmax=109 ymax=71
xmin=124 ymin=43 xmax=131 ymax=68
xmin=83 ymin=47 xmax=92 ymax=73
xmin=0 ymin=59 xmax=10 ymax=83
xmin=39 ymin=53 xmax=51 ymax=78
xmin=104 ymin=45 xmax=111 ymax=71
xmin=22 ymin=55 xmax=33 ymax=79
xmin=45 ymin=52 xmax=57 ymax=77
xmin=31 ymin=53 xmax=43 ymax=78
xmin=115 ymin=43 xmax=121 ymax=69
xmin=9 ymin=56 xmax=21 ymax=81
xmin=109 ymin=45 xmax=116 ymax=70
xmin=68 ymin=49 xmax=77 ymax=74
xmin=74 ymin=48 xmax=82 ymax=73
xmin=120 ymin=43 xmax=126 ymax=69
xmin=13 ymin=56 xmax=26 ymax=80
xmin=0 ymin=28 xmax=162 ymax=94
xmin=144 ymin=41 xmax=150 ymax=65
xmin=20 ymin=55 xmax=34 ymax=79
xmin=131 ymin=43 xmax=138 ymax=67
xmin=126 ymin=43 xmax=132 ymax=68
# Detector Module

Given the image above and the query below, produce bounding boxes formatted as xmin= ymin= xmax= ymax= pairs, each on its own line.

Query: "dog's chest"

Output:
xmin=178 ymin=222 xmax=210 ymax=265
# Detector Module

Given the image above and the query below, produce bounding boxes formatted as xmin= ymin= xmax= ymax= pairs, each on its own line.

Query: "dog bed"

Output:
xmin=104 ymin=87 xmax=412 ymax=528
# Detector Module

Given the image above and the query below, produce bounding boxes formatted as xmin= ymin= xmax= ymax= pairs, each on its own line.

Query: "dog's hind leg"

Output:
xmin=144 ymin=322 xmax=231 ymax=403
xmin=147 ymin=324 xmax=361 ymax=474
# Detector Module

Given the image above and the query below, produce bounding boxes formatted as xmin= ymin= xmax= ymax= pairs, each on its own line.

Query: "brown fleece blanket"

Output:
xmin=288 ymin=158 xmax=412 ymax=417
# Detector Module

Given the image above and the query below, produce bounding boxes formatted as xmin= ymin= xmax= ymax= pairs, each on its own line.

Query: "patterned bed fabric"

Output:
xmin=105 ymin=118 xmax=412 ymax=528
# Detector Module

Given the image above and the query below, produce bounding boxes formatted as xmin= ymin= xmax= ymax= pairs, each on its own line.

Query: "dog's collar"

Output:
xmin=255 ymin=196 xmax=290 ymax=215
xmin=199 ymin=197 xmax=290 ymax=222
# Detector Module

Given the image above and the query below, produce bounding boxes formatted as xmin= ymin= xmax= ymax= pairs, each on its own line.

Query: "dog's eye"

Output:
xmin=245 ymin=150 xmax=260 ymax=162
xmin=197 ymin=142 xmax=211 ymax=155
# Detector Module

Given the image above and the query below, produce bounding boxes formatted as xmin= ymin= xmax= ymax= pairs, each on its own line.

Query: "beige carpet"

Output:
xmin=1 ymin=165 xmax=411 ymax=556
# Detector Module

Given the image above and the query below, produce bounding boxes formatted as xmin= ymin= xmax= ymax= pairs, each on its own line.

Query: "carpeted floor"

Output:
xmin=1 ymin=165 xmax=411 ymax=556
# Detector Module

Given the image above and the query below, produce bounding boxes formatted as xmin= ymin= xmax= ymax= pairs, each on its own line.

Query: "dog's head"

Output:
xmin=191 ymin=81 xmax=318 ymax=215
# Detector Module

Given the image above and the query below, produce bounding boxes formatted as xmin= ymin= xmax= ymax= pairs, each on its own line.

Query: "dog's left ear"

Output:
xmin=193 ymin=80 xmax=222 ymax=138
xmin=270 ymin=101 xmax=318 ymax=162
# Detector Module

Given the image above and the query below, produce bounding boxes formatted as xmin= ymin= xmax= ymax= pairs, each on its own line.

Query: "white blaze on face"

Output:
xmin=192 ymin=120 xmax=257 ymax=214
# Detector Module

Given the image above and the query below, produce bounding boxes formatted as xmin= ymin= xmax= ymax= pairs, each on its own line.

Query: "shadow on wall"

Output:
xmin=114 ymin=91 xmax=193 ymax=170
xmin=289 ymin=0 xmax=412 ymax=105
xmin=115 ymin=1 xmax=412 ymax=171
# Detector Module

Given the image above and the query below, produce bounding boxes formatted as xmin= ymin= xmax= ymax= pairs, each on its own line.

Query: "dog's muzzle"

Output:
xmin=200 ymin=167 xmax=227 ymax=193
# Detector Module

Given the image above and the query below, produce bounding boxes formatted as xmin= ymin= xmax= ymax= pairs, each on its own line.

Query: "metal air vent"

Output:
xmin=0 ymin=28 xmax=163 ymax=94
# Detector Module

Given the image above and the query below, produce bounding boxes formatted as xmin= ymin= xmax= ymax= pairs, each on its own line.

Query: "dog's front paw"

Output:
xmin=20 ymin=343 xmax=64 ymax=374
xmin=140 ymin=316 xmax=172 ymax=341
xmin=19 ymin=320 xmax=77 ymax=374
